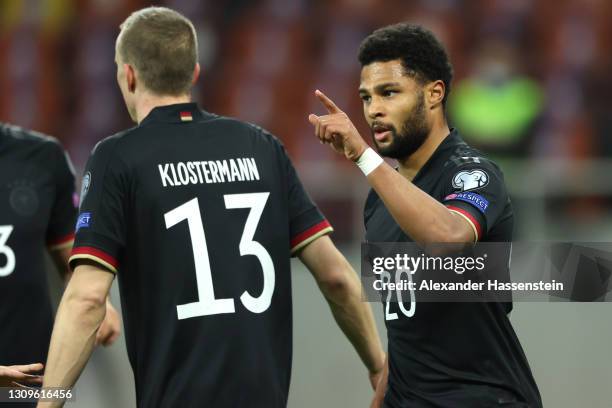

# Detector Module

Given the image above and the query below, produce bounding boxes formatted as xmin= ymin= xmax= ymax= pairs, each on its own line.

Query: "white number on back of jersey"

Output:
xmin=165 ymin=199 xmax=235 ymax=319
xmin=0 ymin=225 xmax=16 ymax=277
xmin=164 ymin=193 xmax=274 ymax=320
xmin=384 ymin=267 xmax=416 ymax=320
xmin=224 ymin=193 xmax=274 ymax=314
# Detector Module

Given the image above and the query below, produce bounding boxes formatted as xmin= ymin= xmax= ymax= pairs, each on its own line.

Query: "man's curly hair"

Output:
xmin=358 ymin=23 xmax=454 ymax=106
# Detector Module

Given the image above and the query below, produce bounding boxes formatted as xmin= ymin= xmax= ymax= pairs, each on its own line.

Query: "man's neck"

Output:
xmin=135 ymin=93 xmax=192 ymax=124
xmin=397 ymin=119 xmax=450 ymax=181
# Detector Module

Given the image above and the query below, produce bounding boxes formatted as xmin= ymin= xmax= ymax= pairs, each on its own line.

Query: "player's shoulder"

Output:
xmin=206 ymin=115 xmax=290 ymax=162
xmin=442 ymin=135 xmax=503 ymax=176
xmin=0 ymin=122 xmax=65 ymax=154
xmin=210 ymin=114 xmax=283 ymax=146
xmin=89 ymin=126 xmax=138 ymax=158
xmin=441 ymin=132 xmax=507 ymax=194
xmin=81 ymin=127 xmax=140 ymax=178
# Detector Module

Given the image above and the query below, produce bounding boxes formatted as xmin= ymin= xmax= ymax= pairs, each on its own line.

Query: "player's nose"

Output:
xmin=366 ymin=97 xmax=386 ymax=120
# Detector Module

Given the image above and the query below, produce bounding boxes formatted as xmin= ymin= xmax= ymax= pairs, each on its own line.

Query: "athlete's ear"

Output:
xmin=125 ymin=63 xmax=136 ymax=93
xmin=192 ymin=63 xmax=200 ymax=86
xmin=426 ymin=80 xmax=445 ymax=110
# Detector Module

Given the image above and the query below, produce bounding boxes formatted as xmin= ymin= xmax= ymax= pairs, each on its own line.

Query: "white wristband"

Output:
xmin=356 ymin=147 xmax=384 ymax=176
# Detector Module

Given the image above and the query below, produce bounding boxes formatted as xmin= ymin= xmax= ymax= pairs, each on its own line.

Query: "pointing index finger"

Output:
xmin=10 ymin=363 xmax=44 ymax=373
xmin=315 ymin=89 xmax=342 ymax=114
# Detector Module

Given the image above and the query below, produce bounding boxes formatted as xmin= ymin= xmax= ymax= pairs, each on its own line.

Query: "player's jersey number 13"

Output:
xmin=164 ymin=193 xmax=274 ymax=320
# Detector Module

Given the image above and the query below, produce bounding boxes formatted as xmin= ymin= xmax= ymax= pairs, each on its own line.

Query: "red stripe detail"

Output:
xmin=180 ymin=111 xmax=192 ymax=117
xmin=446 ymin=205 xmax=482 ymax=241
xmin=70 ymin=246 xmax=119 ymax=269
xmin=48 ymin=232 xmax=75 ymax=246
xmin=291 ymin=220 xmax=332 ymax=248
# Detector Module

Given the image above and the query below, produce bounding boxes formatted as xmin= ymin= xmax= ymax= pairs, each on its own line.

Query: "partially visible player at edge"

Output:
xmin=0 ymin=123 xmax=121 ymax=407
xmin=308 ymin=23 xmax=542 ymax=408
xmin=0 ymin=363 xmax=44 ymax=387
xmin=38 ymin=7 xmax=384 ymax=408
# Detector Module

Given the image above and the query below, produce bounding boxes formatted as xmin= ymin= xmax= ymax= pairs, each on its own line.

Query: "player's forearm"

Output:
xmin=320 ymin=265 xmax=385 ymax=374
xmin=366 ymin=163 xmax=470 ymax=244
xmin=371 ymin=354 xmax=388 ymax=408
xmin=301 ymin=238 xmax=384 ymax=373
xmin=38 ymin=295 xmax=106 ymax=407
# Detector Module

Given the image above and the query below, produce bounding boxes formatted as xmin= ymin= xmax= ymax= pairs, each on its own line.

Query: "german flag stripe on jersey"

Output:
xmin=69 ymin=246 xmax=118 ymax=274
xmin=446 ymin=205 xmax=482 ymax=242
xmin=290 ymin=220 xmax=333 ymax=254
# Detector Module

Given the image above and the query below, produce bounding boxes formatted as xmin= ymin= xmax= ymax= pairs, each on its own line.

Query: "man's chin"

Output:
xmin=373 ymin=142 xmax=397 ymax=159
xmin=372 ymin=140 xmax=390 ymax=155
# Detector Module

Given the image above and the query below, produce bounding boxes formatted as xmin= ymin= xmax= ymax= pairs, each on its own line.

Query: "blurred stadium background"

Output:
xmin=2 ymin=0 xmax=611 ymax=406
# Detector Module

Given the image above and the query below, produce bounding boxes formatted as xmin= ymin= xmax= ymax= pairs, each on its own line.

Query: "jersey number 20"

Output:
xmin=164 ymin=193 xmax=274 ymax=320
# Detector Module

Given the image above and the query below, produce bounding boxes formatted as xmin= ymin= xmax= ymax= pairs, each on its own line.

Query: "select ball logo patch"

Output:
xmin=452 ymin=169 xmax=489 ymax=192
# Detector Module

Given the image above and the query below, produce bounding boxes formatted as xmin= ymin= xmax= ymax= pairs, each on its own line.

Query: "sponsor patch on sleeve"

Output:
xmin=76 ymin=212 xmax=92 ymax=231
xmin=444 ymin=192 xmax=489 ymax=214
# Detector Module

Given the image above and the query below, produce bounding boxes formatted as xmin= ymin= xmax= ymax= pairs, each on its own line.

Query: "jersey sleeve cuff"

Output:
xmin=290 ymin=220 xmax=333 ymax=255
xmin=47 ymin=232 xmax=75 ymax=251
xmin=446 ymin=205 xmax=482 ymax=242
xmin=69 ymin=246 xmax=119 ymax=274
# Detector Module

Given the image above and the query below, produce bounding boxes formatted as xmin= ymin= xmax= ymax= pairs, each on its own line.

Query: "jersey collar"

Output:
xmin=139 ymin=102 xmax=206 ymax=126
xmin=412 ymin=128 xmax=463 ymax=183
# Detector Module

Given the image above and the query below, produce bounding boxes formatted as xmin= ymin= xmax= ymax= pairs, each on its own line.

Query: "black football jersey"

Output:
xmin=69 ymin=103 xmax=332 ymax=408
xmin=365 ymin=130 xmax=542 ymax=407
xmin=0 ymin=123 xmax=77 ymax=367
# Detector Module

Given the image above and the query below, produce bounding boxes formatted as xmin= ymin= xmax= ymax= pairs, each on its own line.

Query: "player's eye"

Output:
xmin=360 ymin=94 xmax=371 ymax=103
xmin=382 ymin=90 xmax=398 ymax=97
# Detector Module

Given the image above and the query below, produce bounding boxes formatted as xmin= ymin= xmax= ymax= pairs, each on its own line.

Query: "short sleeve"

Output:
xmin=277 ymin=143 xmax=333 ymax=255
xmin=46 ymin=143 xmax=78 ymax=250
xmin=68 ymin=139 xmax=127 ymax=273
xmin=441 ymin=159 xmax=509 ymax=242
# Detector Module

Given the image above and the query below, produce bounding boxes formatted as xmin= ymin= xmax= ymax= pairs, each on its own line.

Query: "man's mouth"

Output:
xmin=372 ymin=123 xmax=393 ymax=142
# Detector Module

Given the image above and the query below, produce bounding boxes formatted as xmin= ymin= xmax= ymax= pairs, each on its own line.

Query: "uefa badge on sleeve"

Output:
xmin=79 ymin=171 xmax=91 ymax=207
xmin=452 ymin=169 xmax=489 ymax=191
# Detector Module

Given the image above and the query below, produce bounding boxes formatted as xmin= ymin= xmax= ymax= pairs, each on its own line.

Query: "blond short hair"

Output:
xmin=118 ymin=7 xmax=198 ymax=96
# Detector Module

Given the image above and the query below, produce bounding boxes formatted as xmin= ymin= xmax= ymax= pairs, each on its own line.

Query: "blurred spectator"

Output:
xmin=449 ymin=39 xmax=544 ymax=156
